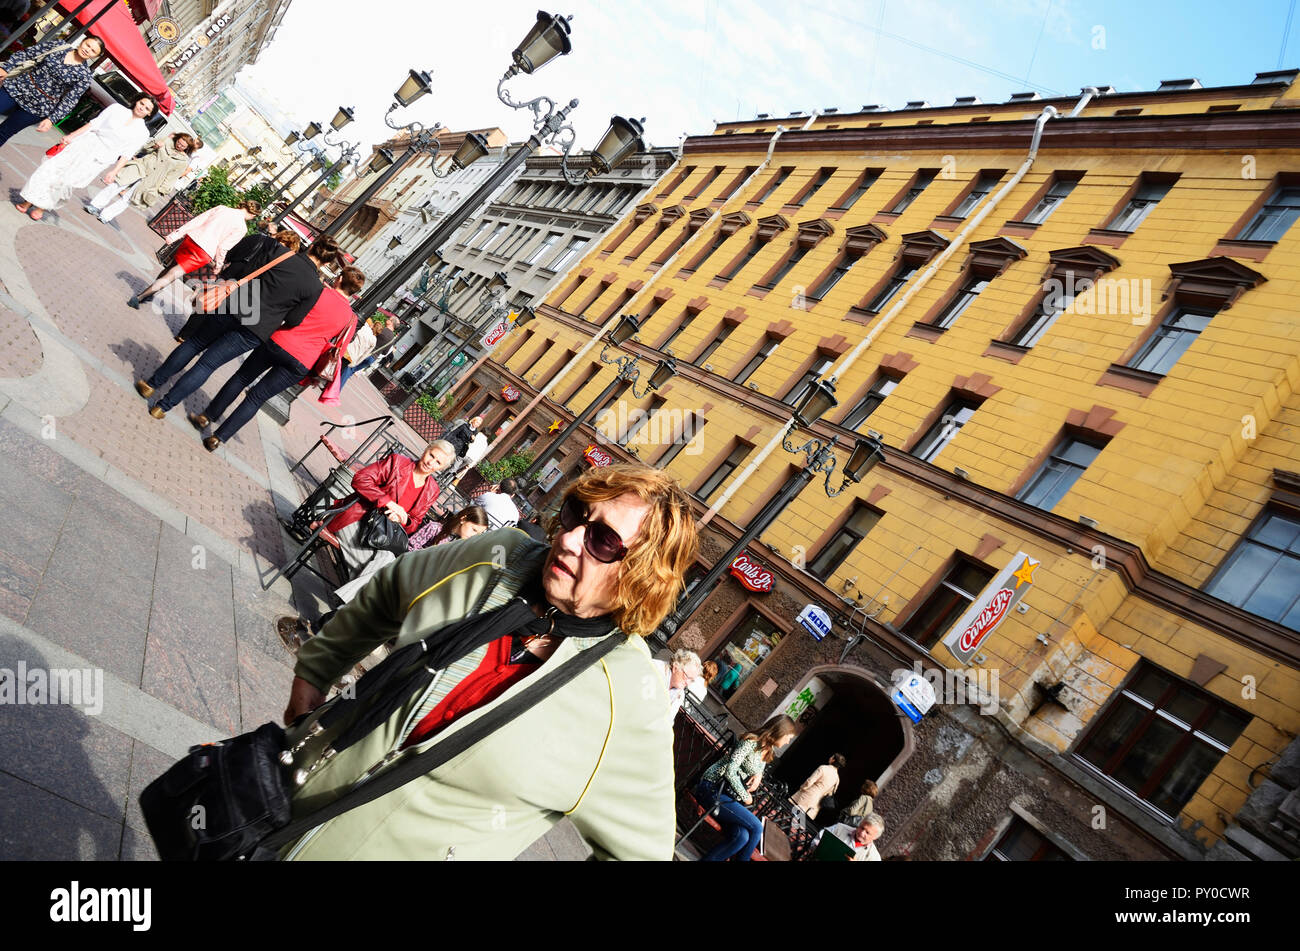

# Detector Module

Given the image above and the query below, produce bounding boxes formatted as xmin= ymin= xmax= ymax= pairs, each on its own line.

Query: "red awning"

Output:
xmin=57 ymin=0 xmax=175 ymax=115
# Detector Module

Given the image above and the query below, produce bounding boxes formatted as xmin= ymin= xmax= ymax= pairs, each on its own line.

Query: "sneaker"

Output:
xmin=84 ymin=205 xmax=99 ymax=215
xmin=127 ymin=296 xmax=140 ymax=309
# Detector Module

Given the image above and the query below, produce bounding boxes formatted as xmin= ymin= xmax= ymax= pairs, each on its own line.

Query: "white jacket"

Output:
xmin=165 ymin=204 xmax=248 ymax=271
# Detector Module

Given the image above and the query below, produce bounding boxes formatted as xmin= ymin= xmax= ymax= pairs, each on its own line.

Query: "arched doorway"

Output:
xmin=768 ymin=665 xmax=914 ymax=820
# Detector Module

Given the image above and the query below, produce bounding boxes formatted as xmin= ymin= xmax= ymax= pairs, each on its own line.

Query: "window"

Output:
xmin=757 ymin=242 xmax=811 ymax=290
xmin=984 ymin=818 xmax=1073 ymax=861
xmin=842 ymin=377 xmax=898 ymax=430
xmin=576 ymin=186 xmax=605 ymax=213
xmin=709 ymin=610 xmax=782 ymax=699
xmin=753 ymin=167 xmax=793 ymax=204
xmin=1077 ymin=663 xmax=1249 ymax=818
xmin=549 ymin=236 xmax=587 ymax=272
xmin=1024 ymin=177 xmax=1079 ymax=224
xmin=950 ymin=171 xmax=1002 ymax=218
xmin=809 ymin=254 xmax=855 ymax=300
xmin=912 ymin=399 xmax=978 ymax=463
xmin=1017 ymin=437 xmax=1103 ymax=510
xmin=888 ymin=169 xmax=937 ymax=213
xmin=734 ymin=339 xmax=779 ymax=384
xmin=477 ymin=222 xmax=507 ymax=249
xmin=655 ymin=415 xmax=698 ymax=468
xmin=792 ymin=167 xmax=834 ymax=206
xmin=622 ymin=396 xmax=662 ymax=445
xmin=686 ymin=165 xmax=724 ymax=200
xmin=808 ymin=505 xmax=881 ymax=580
xmin=717 ymin=166 xmax=758 ymax=201
xmin=1128 ymin=307 xmax=1214 ymax=376
xmin=784 ymin=357 xmax=834 ymax=408
xmin=697 ymin=443 xmax=750 ymax=501
xmin=716 ymin=239 xmax=763 ymax=281
xmin=659 ymin=309 xmax=698 ymax=353
xmin=656 ymin=165 xmax=693 ymax=199
xmin=1107 ymin=176 xmax=1174 ymax=232
xmin=694 ymin=322 xmax=734 ymax=367
xmin=523 ymin=232 xmax=561 ymax=265
xmin=932 ymin=275 xmax=991 ymax=329
xmin=865 ymin=263 xmax=918 ymax=312
xmin=1238 ymin=185 xmax=1300 ymax=242
xmin=901 ymin=557 xmax=996 ymax=647
xmin=1012 ymin=281 xmax=1077 ymax=347
xmin=500 ymin=227 xmax=538 ymax=257
xmin=1205 ymin=509 xmax=1300 ymax=631
xmin=833 ymin=169 xmax=881 ymax=209
xmin=684 ymin=228 xmax=732 ymax=272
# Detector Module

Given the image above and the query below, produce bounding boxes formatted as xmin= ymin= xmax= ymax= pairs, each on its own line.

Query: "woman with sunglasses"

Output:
xmin=274 ymin=464 xmax=698 ymax=860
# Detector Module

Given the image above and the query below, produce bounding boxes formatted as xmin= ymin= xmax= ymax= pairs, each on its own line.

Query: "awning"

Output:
xmin=57 ymin=0 xmax=175 ymax=115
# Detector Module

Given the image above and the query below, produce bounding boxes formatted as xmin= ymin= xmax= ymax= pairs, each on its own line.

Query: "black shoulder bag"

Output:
xmin=138 ymin=632 xmax=627 ymax=861
xmin=357 ymin=505 xmax=411 ymax=555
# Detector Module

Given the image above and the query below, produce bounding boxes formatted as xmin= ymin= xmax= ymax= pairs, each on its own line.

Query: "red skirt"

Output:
xmin=174 ymin=236 xmax=212 ymax=274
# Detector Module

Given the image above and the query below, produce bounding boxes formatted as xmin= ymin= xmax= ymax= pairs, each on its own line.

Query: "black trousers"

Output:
xmin=206 ymin=341 xmax=308 ymax=443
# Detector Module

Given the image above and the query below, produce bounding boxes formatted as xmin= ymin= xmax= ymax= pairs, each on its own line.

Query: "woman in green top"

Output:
xmin=696 ymin=715 xmax=797 ymax=861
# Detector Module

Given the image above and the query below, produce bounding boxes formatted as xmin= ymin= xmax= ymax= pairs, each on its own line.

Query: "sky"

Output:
xmin=234 ymin=0 xmax=1295 ymax=159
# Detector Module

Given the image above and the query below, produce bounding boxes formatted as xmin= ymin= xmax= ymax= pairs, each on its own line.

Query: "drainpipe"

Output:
xmin=700 ymin=101 xmax=1071 ymax=527
xmin=800 ymin=109 xmax=822 ymax=131
xmin=503 ymin=125 xmax=789 ymax=449
xmin=1068 ymin=87 xmax=1101 ymax=118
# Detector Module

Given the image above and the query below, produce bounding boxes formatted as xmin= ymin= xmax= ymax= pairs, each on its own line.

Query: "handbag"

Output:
xmin=138 ymin=630 xmax=628 ymax=861
xmin=2 ymin=42 xmax=75 ymax=80
xmin=357 ymin=505 xmax=410 ymax=555
xmin=195 ymin=249 xmax=294 ymax=313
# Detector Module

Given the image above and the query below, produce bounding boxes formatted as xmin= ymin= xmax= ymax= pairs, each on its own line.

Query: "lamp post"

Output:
xmin=259 ymin=125 xmax=323 ymax=209
xmin=520 ymin=315 xmax=677 ymax=483
xmin=272 ymin=106 xmax=362 ymax=227
xmin=323 ymin=69 xmax=490 ymax=238
xmin=350 ymin=10 xmax=646 ymax=319
xmin=657 ymin=380 xmax=883 ymax=638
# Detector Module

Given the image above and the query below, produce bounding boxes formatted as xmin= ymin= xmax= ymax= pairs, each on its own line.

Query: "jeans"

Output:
xmin=696 ymin=782 xmax=763 ymax=862
xmin=337 ymin=358 xmax=358 ymax=392
xmin=0 ymin=86 xmax=42 ymax=148
xmin=148 ymin=317 xmax=259 ymax=412
xmin=206 ymin=341 xmax=308 ymax=443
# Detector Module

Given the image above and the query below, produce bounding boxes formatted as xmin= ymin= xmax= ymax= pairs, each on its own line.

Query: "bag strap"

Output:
xmin=258 ymin=631 xmax=629 ymax=853
xmin=224 ymin=249 xmax=295 ymax=289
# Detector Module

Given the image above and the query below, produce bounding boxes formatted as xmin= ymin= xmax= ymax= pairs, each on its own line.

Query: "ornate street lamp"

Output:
xmin=509 ymin=11 xmax=573 ymax=75
xmin=368 ymin=147 xmax=396 ymax=175
xmin=302 ymin=121 xmax=323 ymax=141
xmin=387 ymin=235 xmax=403 ymax=252
xmin=394 ymin=69 xmax=433 ymax=108
xmin=331 ymin=106 xmax=355 ymax=131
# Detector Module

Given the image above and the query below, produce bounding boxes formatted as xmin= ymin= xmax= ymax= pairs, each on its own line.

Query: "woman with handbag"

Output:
xmin=325 ymin=441 xmax=456 ymax=605
xmin=84 ymin=131 xmax=194 ymax=223
xmin=192 ymin=266 xmax=366 ymax=452
xmin=128 ymin=198 xmax=261 ymax=309
xmin=15 ymin=93 xmax=154 ymax=221
xmin=696 ymin=715 xmax=798 ymax=861
xmin=0 ymin=34 xmax=100 ymax=149
xmin=789 ymin=752 xmax=847 ymax=822
xmin=136 ymin=232 xmax=329 ymax=422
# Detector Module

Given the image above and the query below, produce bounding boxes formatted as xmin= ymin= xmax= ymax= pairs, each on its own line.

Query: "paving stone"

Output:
xmin=123 ymin=740 xmax=176 ymax=838
xmin=0 ymin=547 xmax=41 ymax=623
xmin=24 ymin=574 xmax=148 ymax=687
xmin=0 ymin=416 xmax=83 ymax=492
xmin=140 ymin=582 xmax=239 ymax=736
xmin=0 ymin=770 xmax=125 ymax=860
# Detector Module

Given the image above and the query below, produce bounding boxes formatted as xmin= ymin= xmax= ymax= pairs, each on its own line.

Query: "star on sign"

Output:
xmin=547 ymin=420 xmax=562 ymax=433
xmin=1012 ymin=558 xmax=1039 ymax=589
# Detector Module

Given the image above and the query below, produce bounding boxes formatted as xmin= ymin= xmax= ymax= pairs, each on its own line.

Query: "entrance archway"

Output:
xmin=768 ymin=665 xmax=914 ymax=819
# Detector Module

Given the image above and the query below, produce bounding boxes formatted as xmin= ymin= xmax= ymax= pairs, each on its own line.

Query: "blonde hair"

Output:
xmin=550 ymin=464 xmax=698 ymax=636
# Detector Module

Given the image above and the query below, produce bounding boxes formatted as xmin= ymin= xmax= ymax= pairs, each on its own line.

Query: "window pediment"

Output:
xmin=686 ymin=208 xmax=715 ymax=233
xmin=756 ymin=214 xmax=791 ymax=241
xmin=659 ymin=204 xmax=688 ymax=223
xmin=1047 ymin=245 xmax=1121 ymax=275
xmin=632 ymin=203 xmax=658 ymax=223
xmin=1165 ymin=256 xmax=1266 ymax=310
xmin=794 ymin=217 xmax=835 ymax=248
xmin=898 ymin=229 xmax=950 ymax=265
xmin=718 ymin=210 xmax=752 ymax=235
xmin=844 ymin=223 xmax=888 ymax=257
xmin=967 ymin=237 xmax=1028 ymax=274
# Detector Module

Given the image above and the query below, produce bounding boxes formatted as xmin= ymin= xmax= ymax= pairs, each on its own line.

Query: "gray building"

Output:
xmin=388 ymin=146 xmax=676 ymax=394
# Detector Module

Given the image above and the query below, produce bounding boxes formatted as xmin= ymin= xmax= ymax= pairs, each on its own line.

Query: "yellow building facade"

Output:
xmin=451 ymin=69 xmax=1300 ymax=860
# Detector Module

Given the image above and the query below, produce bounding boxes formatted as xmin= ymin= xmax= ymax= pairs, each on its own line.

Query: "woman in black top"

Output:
xmin=0 ymin=34 xmax=101 ymax=148
xmin=135 ymin=232 xmax=334 ymax=423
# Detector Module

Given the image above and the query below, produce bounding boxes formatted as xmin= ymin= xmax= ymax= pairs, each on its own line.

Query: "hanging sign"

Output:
xmin=481 ymin=315 xmax=512 ymax=348
xmin=890 ymin=669 xmax=937 ymax=724
xmin=538 ymin=460 xmax=565 ymax=493
xmin=153 ymin=16 xmax=180 ymax=44
xmin=162 ymin=10 xmax=237 ymax=76
xmin=941 ymin=551 xmax=1040 ymax=665
xmin=500 ymin=385 xmax=521 ymax=403
xmin=796 ymin=604 xmax=832 ymax=641
xmin=583 ymin=444 xmax=613 ymax=468
xmin=729 ymin=553 xmax=774 ymax=592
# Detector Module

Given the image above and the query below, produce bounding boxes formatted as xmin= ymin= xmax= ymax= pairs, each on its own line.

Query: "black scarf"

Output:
xmin=317 ymin=575 xmax=615 ymax=753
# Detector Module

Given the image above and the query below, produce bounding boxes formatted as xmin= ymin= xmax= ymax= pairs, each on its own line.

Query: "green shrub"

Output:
xmin=476 ymin=450 xmax=534 ymax=484
xmin=414 ymin=392 xmax=449 ymax=420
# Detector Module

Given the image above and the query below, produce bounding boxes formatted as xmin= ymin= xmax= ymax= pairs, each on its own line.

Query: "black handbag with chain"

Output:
xmin=357 ymin=505 xmax=411 ymax=555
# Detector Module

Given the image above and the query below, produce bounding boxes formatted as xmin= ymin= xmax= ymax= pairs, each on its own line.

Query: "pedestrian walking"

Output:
xmin=15 ymin=94 xmax=155 ymax=221
xmin=789 ymin=753 xmax=846 ymax=822
xmin=652 ymin=648 xmax=703 ymax=723
xmin=129 ymin=199 xmax=261 ymax=309
xmin=134 ymin=231 xmax=329 ymax=420
xmin=271 ymin=464 xmax=698 ymax=859
xmin=696 ymin=716 xmax=799 ymax=861
xmin=338 ymin=314 xmax=398 ymax=391
xmin=0 ymin=34 xmax=100 ymax=149
xmin=85 ymin=132 xmax=194 ymax=223
xmin=193 ymin=266 xmax=366 ymax=452
xmin=839 ymin=779 xmax=879 ymax=826
xmin=442 ymin=414 xmax=483 ymax=459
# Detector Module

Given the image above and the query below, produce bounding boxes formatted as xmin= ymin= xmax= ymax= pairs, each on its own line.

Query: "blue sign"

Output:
xmin=892 ymin=688 xmax=925 ymax=724
xmin=797 ymin=604 xmax=832 ymax=642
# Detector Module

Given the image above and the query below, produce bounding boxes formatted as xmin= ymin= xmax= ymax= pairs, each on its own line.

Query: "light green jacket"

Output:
xmin=283 ymin=529 xmax=677 ymax=860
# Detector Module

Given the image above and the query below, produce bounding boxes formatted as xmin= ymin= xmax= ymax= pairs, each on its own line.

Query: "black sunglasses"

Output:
xmin=558 ymin=495 xmax=628 ymax=563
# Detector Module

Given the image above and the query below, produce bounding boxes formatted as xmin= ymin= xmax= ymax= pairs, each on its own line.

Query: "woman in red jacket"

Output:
xmin=191 ymin=265 xmax=365 ymax=452
xmin=328 ymin=441 xmax=456 ymax=603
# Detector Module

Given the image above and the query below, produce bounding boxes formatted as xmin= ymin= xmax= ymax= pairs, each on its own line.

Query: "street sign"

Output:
xmin=940 ymin=551 xmax=1039 ymax=665
xmin=480 ymin=315 xmax=512 ymax=348
xmin=796 ymin=604 xmax=832 ymax=641
xmin=891 ymin=669 xmax=937 ymax=723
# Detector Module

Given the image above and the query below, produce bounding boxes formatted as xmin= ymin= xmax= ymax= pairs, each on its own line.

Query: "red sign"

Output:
xmin=482 ymin=321 xmax=510 ymax=347
xmin=501 ymin=385 xmax=521 ymax=403
xmin=730 ymin=553 xmax=774 ymax=593
xmin=583 ymin=444 xmax=613 ymax=468
xmin=956 ymin=587 xmax=1014 ymax=655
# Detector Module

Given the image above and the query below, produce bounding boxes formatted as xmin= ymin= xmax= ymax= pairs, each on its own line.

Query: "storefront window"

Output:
xmin=709 ymin=611 xmax=782 ymax=699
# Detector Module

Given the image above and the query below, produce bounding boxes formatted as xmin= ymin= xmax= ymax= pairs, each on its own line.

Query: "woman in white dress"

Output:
xmin=16 ymin=93 xmax=155 ymax=221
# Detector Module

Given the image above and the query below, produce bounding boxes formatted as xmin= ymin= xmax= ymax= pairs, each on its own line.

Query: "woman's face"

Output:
xmin=76 ymin=39 xmax=102 ymax=60
xmin=454 ymin=521 xmax=486 ymax=540
xmin=175 ymin=136 xmax=192 ymax=153
xmin=133 ymin=99 xmax=155 ymax=119
xmin=777 ymin=733 xmax=795 ymax=750
xmin=542 ymin=491 xmax=648 ymax=619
